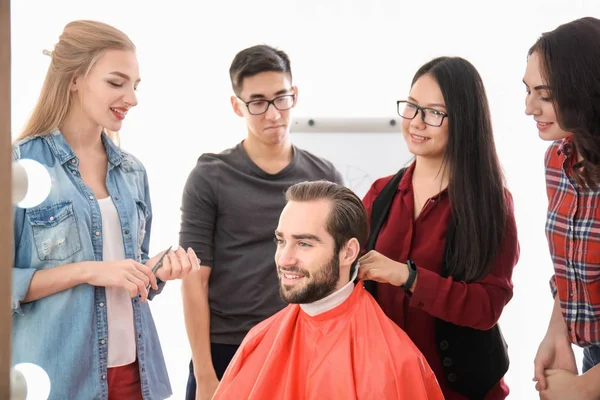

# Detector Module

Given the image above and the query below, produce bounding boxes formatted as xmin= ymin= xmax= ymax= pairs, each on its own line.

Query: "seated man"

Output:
xmin=213 ymin=181 xmax=443 ymax=400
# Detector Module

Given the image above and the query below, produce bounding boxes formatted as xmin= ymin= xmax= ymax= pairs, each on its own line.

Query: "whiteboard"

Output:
xmin=290 ymin=117 xmax=413 ymax=198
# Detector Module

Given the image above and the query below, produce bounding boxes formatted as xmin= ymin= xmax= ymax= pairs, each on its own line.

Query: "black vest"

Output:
xmin=364 ymin=168 xmax=509 ymax=400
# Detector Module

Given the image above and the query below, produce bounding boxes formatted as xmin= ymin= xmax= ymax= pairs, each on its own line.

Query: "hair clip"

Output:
xmin=42 ymin=49 xmax=52 ymax=57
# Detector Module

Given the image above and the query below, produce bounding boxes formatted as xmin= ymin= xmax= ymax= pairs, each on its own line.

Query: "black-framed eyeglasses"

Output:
xmin=396 ymin=100 xmax=448 ymax=127
xmin=237 ymin=94 xmax=296 ymax=115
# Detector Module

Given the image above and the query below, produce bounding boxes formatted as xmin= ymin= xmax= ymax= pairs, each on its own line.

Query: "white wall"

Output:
xmin=11 ymin=1 xmax=600 ymax=398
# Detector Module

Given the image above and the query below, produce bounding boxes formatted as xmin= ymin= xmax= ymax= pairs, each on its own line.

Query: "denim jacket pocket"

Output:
xmin=26 ymin=201 xmax=82 ymax=261
xmin=135 ymin=199 xmax=149 ymax=251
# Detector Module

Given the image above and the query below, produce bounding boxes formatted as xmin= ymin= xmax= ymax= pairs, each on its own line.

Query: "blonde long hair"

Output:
xmin=15 ymin=20 xmax=135 ymax=143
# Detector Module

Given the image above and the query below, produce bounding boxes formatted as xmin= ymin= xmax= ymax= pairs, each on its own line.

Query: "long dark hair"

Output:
xmin=412 ymin=57 xmax=506 ymax=282
xmin=529 ymin=17 xmax=600 ymax=189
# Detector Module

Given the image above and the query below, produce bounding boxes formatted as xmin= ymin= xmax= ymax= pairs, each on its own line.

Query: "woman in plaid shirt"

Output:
xmin=524 ymin=17 xmax=600 ymax=400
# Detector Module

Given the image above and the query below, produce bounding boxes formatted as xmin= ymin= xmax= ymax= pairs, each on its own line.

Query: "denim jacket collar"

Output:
xmin=45 ymin=130 xmax=123 ymax=167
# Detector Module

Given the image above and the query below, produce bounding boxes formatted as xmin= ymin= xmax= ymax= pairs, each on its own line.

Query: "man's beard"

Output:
xmin=278 ymin=253 xmax=340 ymax=304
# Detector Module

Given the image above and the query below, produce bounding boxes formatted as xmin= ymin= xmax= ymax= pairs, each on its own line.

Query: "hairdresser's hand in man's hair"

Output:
xmin=358 ymin=250 xmax=413 ymax=290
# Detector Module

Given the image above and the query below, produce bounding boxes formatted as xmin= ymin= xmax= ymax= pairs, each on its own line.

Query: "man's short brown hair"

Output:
xmin=285 ymin=181 xmax=368 ymax=276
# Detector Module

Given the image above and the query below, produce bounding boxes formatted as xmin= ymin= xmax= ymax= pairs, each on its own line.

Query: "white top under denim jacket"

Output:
xmin=11 ymin=130 xmax=171 ymax=400
xmin=98 ymin=196 xmax=136 ymax=368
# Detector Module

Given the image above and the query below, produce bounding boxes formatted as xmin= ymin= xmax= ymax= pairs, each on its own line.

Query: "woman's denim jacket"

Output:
xmin=12 ymin=131 xmax=171 ymax=400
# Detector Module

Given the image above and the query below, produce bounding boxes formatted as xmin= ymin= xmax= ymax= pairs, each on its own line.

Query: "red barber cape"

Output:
xmin=213 ymin=281 xmax=443 ymax=400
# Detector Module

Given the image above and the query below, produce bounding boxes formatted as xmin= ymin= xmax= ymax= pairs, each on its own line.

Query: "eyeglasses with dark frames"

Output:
xmin=237 ymin=94 xmax=296 ymax=115
xmin=396 ymin=100 xmax=448 ymax=127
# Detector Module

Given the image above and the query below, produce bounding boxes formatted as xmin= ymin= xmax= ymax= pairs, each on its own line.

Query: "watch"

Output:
xmin=402 ymin=259 xmax=418 ymax=291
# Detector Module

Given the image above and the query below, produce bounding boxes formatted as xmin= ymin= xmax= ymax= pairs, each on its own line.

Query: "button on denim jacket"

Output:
xmin=12 ymin=131 xmax=172 ymax=400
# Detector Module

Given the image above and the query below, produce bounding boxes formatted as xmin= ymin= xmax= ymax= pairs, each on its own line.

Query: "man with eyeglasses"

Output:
xmin=179 ymin=44 xmax=343 ymax=400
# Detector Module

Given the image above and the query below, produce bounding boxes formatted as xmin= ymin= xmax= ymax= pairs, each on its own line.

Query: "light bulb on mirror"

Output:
xmin=10 ymin=367 xmax=26 ymax=400
xmin=12 ymin=159 xmax=52 ymax=208
xmin=13 ymin=363 xmax=51 ymax=400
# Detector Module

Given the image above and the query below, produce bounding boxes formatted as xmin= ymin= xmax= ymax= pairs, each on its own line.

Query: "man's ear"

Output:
xmin=231 ymin=95 xmax=244 ymax=117
xmin=339 ymin=238 xmax=360 ymax=269
xmin=292 ymin=85 xmax=299 ymax=107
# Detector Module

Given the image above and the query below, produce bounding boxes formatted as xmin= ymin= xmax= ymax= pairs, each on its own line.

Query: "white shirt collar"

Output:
xmin=299 ymin=263 xmax=360 ymax=317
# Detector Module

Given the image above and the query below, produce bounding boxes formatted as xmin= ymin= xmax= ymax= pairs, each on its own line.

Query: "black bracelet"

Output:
xmin=402 ymin=259 xmax=418 ymax=291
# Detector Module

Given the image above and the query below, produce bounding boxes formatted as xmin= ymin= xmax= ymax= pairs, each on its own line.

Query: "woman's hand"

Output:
xmin=358 ymin=250 xmax=408 ymax=287
xmin=533 ymin=328 xmax=577 ymax=390
xmin=85 ymin=259 xmax=158 ymax=301
xmin=149 ymin=246 xmax=201 ymax=282
xmin=540 ymin=369 xmax=592 ymax=400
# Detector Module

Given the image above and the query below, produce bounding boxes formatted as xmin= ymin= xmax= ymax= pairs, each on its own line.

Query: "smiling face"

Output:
xmin=523 ymin=51 xmax=570 ymax=141
xmin=274 ymin=199 xmax=344 ymax=304
xmin=70 ymin=49 xmax=140 ymax=133
xmin=401 ymin=74 xmax=449 ymax=160
xmin=231 ymin=71 xmax=298 ymax=147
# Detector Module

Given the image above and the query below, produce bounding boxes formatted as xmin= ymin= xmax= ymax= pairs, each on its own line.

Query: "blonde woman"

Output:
xmin=12 ymin=20 xmax=198 ymax=400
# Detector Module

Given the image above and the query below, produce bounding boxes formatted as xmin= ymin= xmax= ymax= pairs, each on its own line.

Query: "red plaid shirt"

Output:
xmin=545 ymin=137 xmax=600 ymax=346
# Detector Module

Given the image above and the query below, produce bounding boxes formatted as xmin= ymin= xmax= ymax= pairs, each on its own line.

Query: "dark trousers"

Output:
xmin=185 ymin=343 xmax=240 ymax=400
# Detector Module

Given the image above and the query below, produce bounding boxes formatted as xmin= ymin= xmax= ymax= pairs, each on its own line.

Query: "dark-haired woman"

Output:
xmin=358 ymin=56 xmax=520 ymax=400
xmin=525 ymin=17 xmax=600 ymax=400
